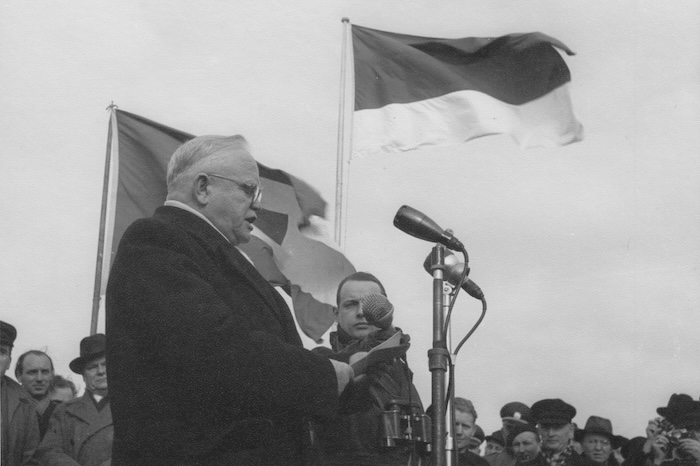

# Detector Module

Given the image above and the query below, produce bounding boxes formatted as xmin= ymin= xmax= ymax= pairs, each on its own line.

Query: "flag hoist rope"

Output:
xmin=334 ymin=18 xmax=353 ymax=248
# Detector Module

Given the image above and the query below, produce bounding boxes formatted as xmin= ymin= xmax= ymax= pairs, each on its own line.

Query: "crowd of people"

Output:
xmin=2 ymin=135 xmax=698 ymax=466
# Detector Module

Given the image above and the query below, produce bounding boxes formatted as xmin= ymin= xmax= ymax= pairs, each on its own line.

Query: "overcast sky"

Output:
xmin=1 ymin=0 xmax=698 ymax=440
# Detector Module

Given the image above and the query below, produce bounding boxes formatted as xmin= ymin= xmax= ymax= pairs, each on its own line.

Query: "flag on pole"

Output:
xmin=102 ymin=109 xmax=354 ymax=341
xmin=351 ymin=25 xmax=583 ymax=156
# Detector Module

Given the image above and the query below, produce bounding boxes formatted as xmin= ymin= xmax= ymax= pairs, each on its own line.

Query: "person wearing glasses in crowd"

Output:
xmin=106 ymin=135 xmax=354 ymax=465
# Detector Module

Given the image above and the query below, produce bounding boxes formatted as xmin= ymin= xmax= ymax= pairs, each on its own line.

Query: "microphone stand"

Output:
xmin=427 ymin=244 xmax=451 ymax=466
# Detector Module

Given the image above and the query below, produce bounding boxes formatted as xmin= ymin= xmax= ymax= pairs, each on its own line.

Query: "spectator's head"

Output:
xmin=166 ymin=135 xmax=261 ymax=246
xmin=70 ymin=334 xmax=108 ymax=397
xmin=0 ymin=320 xmax=17 ymax=377
xmin=531 ymin=398 xmax=576 ymax=454
xmin=15 ymin=350 xmax=54 ymax=400
xmin=485 ymin=430 xmax=506 ymax=456
xmin=657 ymin=394 xmax=700 ymax=433
xmin=454 ymin=397 xmax=478 ymax=453
xmin=335 ymin=272 xmax=387 ymax=339
xmin=49 ymin=375 xmax=78 ymax=403
xmin=574 ymin=416 xmax=624 ymax=465
xmin=508 ymin=423 xmax=541 ymax=463
xmin=500 ymin=402 xmax=534 ymax=441
xmin=469 ymin=425 xmax=485 ymax=454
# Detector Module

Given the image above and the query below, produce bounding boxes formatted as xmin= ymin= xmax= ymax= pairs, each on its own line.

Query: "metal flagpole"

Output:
xmin=334 ymin=17 xmax=352 ymax=248
xmin=90 ymin=104 xmax=120 ymax=335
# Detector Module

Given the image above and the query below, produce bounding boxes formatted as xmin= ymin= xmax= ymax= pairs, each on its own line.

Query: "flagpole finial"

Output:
xmin=341 ymin=17 xmax=349 ymax=23
xmin=106 ymin=101 xmax=118 ymax=111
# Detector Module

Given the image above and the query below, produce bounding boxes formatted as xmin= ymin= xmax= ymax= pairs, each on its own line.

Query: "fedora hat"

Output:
xmin=657 ymin=394 xmax=700 ymax=429
xmin=574 ymin=416 xmax=625 ymax=449
xmin=69 ymin=333 xmax=106 ymax=374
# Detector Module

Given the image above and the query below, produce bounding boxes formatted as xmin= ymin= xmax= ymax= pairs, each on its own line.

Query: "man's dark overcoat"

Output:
xmin=105 ymin=206 xmax=339 ymax=465
xmin=35 ymin=393 xmax=113 ymax=465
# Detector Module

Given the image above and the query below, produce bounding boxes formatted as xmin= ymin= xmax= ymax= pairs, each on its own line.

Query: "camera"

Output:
xmin=657 ymin=418 xmax=698 ymax=465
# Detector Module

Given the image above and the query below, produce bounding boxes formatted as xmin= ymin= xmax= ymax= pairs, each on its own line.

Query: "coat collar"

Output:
xmin=154 ymin=206 xmax=287 ymax=323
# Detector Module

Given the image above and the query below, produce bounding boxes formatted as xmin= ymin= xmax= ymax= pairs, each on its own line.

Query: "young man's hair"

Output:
xmin=336 ymin=271 xmax=387 ymax=306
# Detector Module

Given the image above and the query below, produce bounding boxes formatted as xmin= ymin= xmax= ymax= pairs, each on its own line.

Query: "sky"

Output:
xmin=1 ymin=0 xmax=699 ymax=442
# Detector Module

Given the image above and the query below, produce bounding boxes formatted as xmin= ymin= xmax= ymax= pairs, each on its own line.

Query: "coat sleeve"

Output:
xmin=106 ymin=218 xmax=339 ymax=423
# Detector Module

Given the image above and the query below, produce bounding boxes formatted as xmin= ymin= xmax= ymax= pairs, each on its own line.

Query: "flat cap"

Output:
xmin=531 ymin=398 xmax=576 ymax=425
xmin=500 ymin=401 xmax=534 ymax=424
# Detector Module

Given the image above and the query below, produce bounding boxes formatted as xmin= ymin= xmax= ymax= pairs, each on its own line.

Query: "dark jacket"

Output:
xmin=1 ymin=375 xmax=40 ymax=465
xmin=106 ymin=206 xmax=339 ymax=465
xmin=35 ymin=393 xmax=113 ymax=465
xmin=311 ymin=327 xmax=427 ymax=465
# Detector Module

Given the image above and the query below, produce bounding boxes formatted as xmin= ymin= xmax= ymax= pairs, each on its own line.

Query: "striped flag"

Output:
xmin=104 ymin=109 xmax=354 ymax=341
xmin=351 ymin=25 xmax=583 ymax=156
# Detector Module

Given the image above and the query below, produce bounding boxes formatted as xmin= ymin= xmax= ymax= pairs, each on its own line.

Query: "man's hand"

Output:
xmin=678 ymin=438 xmax=700 ymax=462
xmin=329 ymin=359 xmax=354 ymax=395
xmin=650 ymin=435 xmax=670 ymax=464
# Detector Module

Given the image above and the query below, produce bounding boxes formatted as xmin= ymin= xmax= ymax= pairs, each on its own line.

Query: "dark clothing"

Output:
xmin=516 ymin=453 xmax=551 ymax=466
xmin=311 ymin=327 xmax=427 ymax=465
xmin=1 ymin=375 xmax=40 ymax=465
xmin=37 ymin=400 xmax=61 ymax=440
xmin=487 ymin=449 xmax=518 ymax=466
xmin=106 ymin=206 xmax=339 ymax=465
xmin=35 ymin=392 xmax=113 ymax=465
xmin=459 ymin=449 xmax=492 ymax=466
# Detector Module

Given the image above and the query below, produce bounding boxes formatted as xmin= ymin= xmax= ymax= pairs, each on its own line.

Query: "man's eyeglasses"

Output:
xmin=207 ymin=174 xmax=262 ymax=204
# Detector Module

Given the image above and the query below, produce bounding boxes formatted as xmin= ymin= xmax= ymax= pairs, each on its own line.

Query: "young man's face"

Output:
xmin=454 ymin=410 xmax=476 ymax=452
xmin=335 ymin=280 xmax=382 ymax=339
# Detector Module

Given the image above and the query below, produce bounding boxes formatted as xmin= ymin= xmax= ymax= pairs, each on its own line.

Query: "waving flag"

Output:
xmin=351 ymin=25 xmax=583 ymax=155
xmin=101 ymin=109 xmax=353 ymax=341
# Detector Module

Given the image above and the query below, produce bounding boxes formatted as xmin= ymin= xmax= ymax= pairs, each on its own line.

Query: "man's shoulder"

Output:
xmin=2 ymin=375 xmax=32 ymax=401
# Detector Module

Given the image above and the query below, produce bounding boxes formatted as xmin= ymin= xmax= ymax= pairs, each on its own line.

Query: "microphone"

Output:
xmin=393 ymin=205 xmax=465 ymax=251
xmin=423 ymin=251 xmax=484 ymax=300
xmin=360 ymin=293 xmax=395 ymax=330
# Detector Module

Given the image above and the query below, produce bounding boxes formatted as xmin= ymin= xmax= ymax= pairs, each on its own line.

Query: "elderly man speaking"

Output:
xmin=106 ymin=135 xmax=353 ymax=465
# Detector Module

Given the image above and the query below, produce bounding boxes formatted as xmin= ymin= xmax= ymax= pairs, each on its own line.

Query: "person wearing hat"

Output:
xmin=34 ymin=333 xmax=113 ymax=465
xmin=635 ymin=394 xmax=700 ymax=466
xmin=485 ymin=431 xmax=506 ymax=456
xmin=531 ymin=398 xmax=589 ymax=466
xmin=1 ymin=320 xmax=41 ymax=466
xmin=470 ymin=425 xmax=487 ymax=455
xmin=575 ymin=416 xmax=624 ymax=466
xmin=486 ymin=402 xmax=535 ymax=466
xmin=508 ymin=423 xmax=547 ymax=466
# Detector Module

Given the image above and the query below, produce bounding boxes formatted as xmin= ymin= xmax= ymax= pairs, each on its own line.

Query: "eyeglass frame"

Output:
xmin=206 ymin=173 xmax=262 ymax=204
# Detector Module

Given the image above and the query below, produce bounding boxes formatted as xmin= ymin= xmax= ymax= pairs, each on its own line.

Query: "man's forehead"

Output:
xmin=24 ymin=353 xmax=51 ymax=367
xmin=339 ymin=280 xmax=382 ymax=300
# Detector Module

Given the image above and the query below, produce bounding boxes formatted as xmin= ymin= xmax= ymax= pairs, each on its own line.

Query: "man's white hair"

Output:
xmin=166 ymin=135 xmax=249 ymax=194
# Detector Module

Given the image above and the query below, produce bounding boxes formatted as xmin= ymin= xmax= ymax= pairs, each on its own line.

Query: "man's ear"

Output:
xmin=193 ymin=173 xmax=210 ymax=204
xmin=332 ymin=306 xmax=339 ymax=318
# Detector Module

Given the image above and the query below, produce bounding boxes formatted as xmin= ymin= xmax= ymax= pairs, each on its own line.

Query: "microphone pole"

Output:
xmin=427 ymin=245 xmax=450 ymax=466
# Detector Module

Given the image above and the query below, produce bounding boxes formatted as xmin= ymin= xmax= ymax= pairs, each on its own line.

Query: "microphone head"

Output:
xmin=394 ymin=205 xmax=464 ymax=251
xmin=360 ymin=293 xmax=394 ymax=330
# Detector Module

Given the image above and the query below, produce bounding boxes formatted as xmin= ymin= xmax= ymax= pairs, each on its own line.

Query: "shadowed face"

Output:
xmin=0 ymin=345 xmax=11 ymax=377
xmin=335 ymin=280 xmax=382 ymax=339
xmin=582 ymin=434 xmax=612 ymax=464
xmin=83 ymin=355 xmax=107 ymax=396
xmin=538 ymin=422 xmax=573 ymax=454
xmin=486 ymin=440 xmax=505 ymax=456
xmin=513 ymin=431 xmax=541 ymax=462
